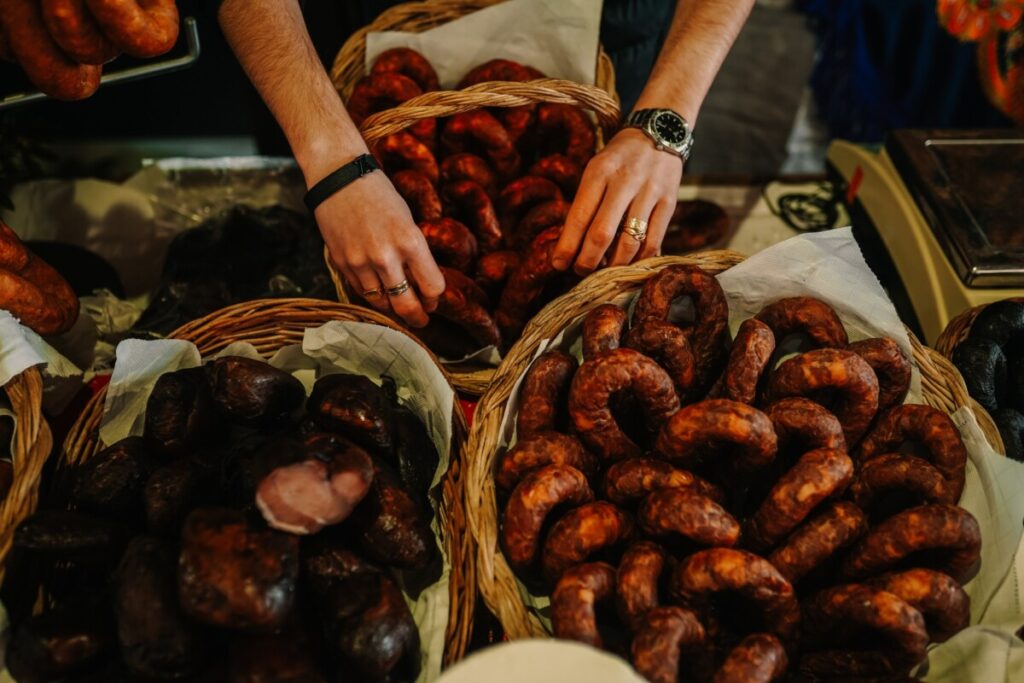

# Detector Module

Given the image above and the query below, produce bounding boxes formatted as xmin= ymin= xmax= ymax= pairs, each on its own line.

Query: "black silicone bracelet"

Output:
xmin=303 ymin=153 xmax=380 ymax=213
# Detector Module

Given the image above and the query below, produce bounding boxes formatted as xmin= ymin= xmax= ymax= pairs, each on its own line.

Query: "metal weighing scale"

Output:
xmin=827 ymin=130 xmax=1024 ymax=344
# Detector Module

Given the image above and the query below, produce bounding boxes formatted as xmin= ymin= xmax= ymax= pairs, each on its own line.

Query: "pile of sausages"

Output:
xmin=0 ymin=0 xmax=179 ymax=100
xmin=348 ymin=49 xmax=597 ymax=356
xmin=497 ymin=264 xmax=980 ymax=682
xmin=4 ymin=356 xmax=439 ymax=682
xmin=0 ymin=218 xmax=79 ymax=335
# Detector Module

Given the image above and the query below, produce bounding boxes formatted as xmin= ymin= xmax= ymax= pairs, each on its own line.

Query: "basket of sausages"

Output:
xmin=936 ymin=298 xmax=1024 ymax=462
xmin=464 ymin=237 xmax=1002 ymax=681
xmin=324 ymin=0 xmax=620 ymax=395
xmin=1 ymin=299 xmax=474 ymax=681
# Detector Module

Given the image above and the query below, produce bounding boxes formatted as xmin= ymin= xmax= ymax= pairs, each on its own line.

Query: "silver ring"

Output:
xmin=362 ymin=288 xmax=383 ymax=299
xmin=623 ymin=216 xmax=649 ymax=243
xmin=386 ymin=279 xmax=410 ymax=297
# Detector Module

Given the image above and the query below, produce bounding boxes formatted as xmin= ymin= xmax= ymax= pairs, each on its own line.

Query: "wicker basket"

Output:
xmin=463 ymin=251 xmax=1006 ymax=639
xmin=934 ymin=298 xmax=1024 ymax=359
xmin=323 ymin=0 xmax=622 ymax=396
xmin=0 ymin=368 xmax=52 ymax=582
xmin=61 ymin=298 xmax=475 ymax=665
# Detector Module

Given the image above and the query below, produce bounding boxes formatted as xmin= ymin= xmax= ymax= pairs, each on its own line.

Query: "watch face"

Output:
xmin=653 ymin=112 xmax=688 ymax=147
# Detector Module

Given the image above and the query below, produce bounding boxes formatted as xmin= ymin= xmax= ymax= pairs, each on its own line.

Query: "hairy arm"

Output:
xmin=552 ymin=0 xmax=755 ymax=272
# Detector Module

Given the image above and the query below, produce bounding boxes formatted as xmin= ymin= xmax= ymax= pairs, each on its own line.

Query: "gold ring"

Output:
xmin=362 ymin=288 xmax=383 ymax=299
xmin=623 ymin=216 xmax=649 ymax=243
xmin=386 ymin=279 xmax=410 ymax=297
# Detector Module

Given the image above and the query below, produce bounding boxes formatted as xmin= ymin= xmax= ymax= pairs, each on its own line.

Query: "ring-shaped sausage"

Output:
xmin=85 ymin=0 xmax=177 ymax=59
xmin=419 ymin=218 xmax=477 ymax=271
xmin=348 ymin=72 xmax=435 ymax=149
xmin=616 ymin=541 xmax=668 ymax=632
xmin=551 ymin=561 xmax=616 ymax=648
xmin=374 ymin=132 xmax=439 ymax=185
xmin=848 ymin=337 xmax=912 ymax=413
xmin=495 ymin=227 xmax=567 ymax=342
xmin=763 ymin=397 xmax=846 ymax=457
xmin=475 ymin=250 xmax=520 ymax=298
xmin=969 ymin=298 xmax=1024 ymax=346
xmin=498 ymin=175 xmax=563 ymax=234
xmin=713 ymin=633 xmax=788 ymax=683
xmin=516 ymin=350 xmax=578 ymax=438
xmin=41 ymin=0 xmax=119 ymax=64
xmin=569 ymin=348 xmax=681 ymax=461
xmin=441 ymin=110 xmax=521 ymax=179
xmin=430 ymin=267 xmax=501 ymax=350
xmin=393 ymin=170 xmax=441 ymax=222
xmin=534 ymin=103 xmax=597 ymax=167
xmin=754 ymin=296 xmax=848 ymax=349
xmin=603 ymin=457 xmax=724 ymax=505
xmin=624 ymin=319 xmax=698 ymax=400
xmin=849 ymin=453 xmax=955 ymax=517
xmin=441 ymin=180 xmax=503 ymax=253
xmin=370 ymin=47 xmax=439 ymax=92
xmin=992 ymin=407 xmax=1024 ymax=463
xmin=767 ymin=500 xmax=868 ymax=584
xmin=496 ymin=431 xmax=598 ymax=491
xmin=630 ymin=606 xmax=706 ymax=683
xmin=542 ymin=501 xmax=633 ymax=583
xmin=529 ymin=154 xmax=582 ymax=198
xmin=711 ymin=318 xmax=775 ymax=405
xmin=515 ymin=199 xmax=570 ymax=250
xmin=638 ymin=488 xmax=740 ymax=548
xmin=439 ymin=153 xmax=498 ymax=199
xmin=867 ymin=568 xmax=970 ymax=643
xmin=654 ymin=399 xmax=777 ymax=473
xmin=582 ymin=304 xmax=627 ymax=361
xmin=951 ymin=337 xmax=1007 ymax=414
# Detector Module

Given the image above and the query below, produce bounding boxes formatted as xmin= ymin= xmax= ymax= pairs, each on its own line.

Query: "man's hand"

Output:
xmin=551 ymin=128 xmax=682 ymax=274
xmin=318 ymin=172 xmax=444 ymax=327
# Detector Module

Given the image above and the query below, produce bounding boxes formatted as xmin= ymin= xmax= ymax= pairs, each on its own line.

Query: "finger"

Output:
xmin=573 ymin=184 xmax=634 ymax=275
xmin=351 ymin=263 xmax=390 ymax=312
xmin=551 ymin=165 xmax=607 ymax=270
xmin=638 ymin=198 xmax=675 ymax=260
xmin=377 ymin=258 xmax=429 ymax=328
xmin=403 ymin=235 xmax=446 ymax=314
xmin=608 ymin=191 xmax=657 ymax=266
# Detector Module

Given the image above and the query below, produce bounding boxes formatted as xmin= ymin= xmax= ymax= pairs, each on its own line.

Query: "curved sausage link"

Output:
xmin=457 ymin=58 xmax=543 ymax=88
xmin=655 ymin=399 xmax=777 ymax=472
xmin=517 ymin=350 xmax=578 ymax=438
xmin=616 ymin=541 xmax=668 ymax=632
xmin=41 ymin=0 xmax=119 ymax=64
xmin=569 ymin=348 xmax=681 ymax=461
xmin=441 ymin=180 xmax=503 ymax=253
xmin=84 ymin=0 xmax=177 ymax=59
xmin=495 ymin=227 xmax=564 ymax=342
xmin=624 ymin=319 xmax=698 ymax=400
xmin=754 ymin=296 xmax=848 ymax=349
xmin=713 ymin=633 xmax=788 ymax=683
xmin=581 ymin=304 xmax=627 ymax=361
xmin=475 ymin=250 xmax=520 ymax=297
xmin=430 ymin=267 xmax=501 ymax=350
xmin=710 ymin=318 xmax=775 ymax=405
xmin=867 ymin=568 xmax=970 ymax=643
xmin=370 ymin=47 xmax=439 ymax=92
xmin=542 ymin=501 xmax=633 ymax=584
xmin=767 ymin=500 xmax=868 ymax=584
xmin=441 ymin=110 xmax=521 ymax=179
xmin=440 ymin=153 xmax=498 ymax=199
xmin=529 ymin=154 xmax=582 ymax=197
xmin=603 ymin=457 xmax=724 ymax=505
xmin=630 ymin=606 xmax=706 ymax=683
xmin=393 ymin=170 xmax=442 ymax=222
xmin=501 ymin=464 xmax=593 ymax=573
xmin=638 ymin=488 xmax=740 ymax=548
xmin=763 ymin=397 xmax=846 ymax=457
xmin=551 ymin=562 xmax=616 ymax=648
xmin=849 ymin=453 xmax=955 ymax=515
xmin=498 ymin=175 xmax=564 ymax=235
xmin=535 ymin=103 xmax=597 ymax=167
xmin=419 ymin=218 xmax=477 ymax=271
xmin=495 ymin=431 xmax=598 ymax=491
xmin=348 ymin=72 xmax=435 ymax=149
xmin=515 ymin=199 xmax=570 ymax=250
xmin=374 ymin=132 xmax=439 ymax=184
xmin=848 ymin=337 xmax=912 ymax=412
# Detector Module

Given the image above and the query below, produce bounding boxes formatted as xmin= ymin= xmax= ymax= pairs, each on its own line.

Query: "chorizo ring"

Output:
xmin=516 ymin=350 xmax=577 ymax=438
xmin=535 ymin=103 xmax=597 ymax=167
xmin=763 ymin=397 xmax=846 ymax=458
xmin=840 ymin=503 xmax=982 ymax=583
xmin=857 ymin=404 xmax=968 ymax=501
xmin=441 ymin=180 xmax=503 ymax=253
xmin=41 ymin=0 xmax=119 ymax=64
xmin=441 ymin=110 xmax=521 ymax=179
xmin=542 ymin=501 xmax=634 ymax=583
xmin=392 ymin=170 xmax=442 ymax=222
xmin=475 ymin=250 xmax=520 ymax=298
xmin=638 ymin=488 xmax=740 ymax=548
xmin=498 ymin=175 xmax=563 ymax=234
xmin=370 ymin=47 xmax=439 ymax=92
xmin=515 ymin=199 xmax=570 ymax=250
xmin=754 ymin=296 xmax=848 ymax=349
xmin=800 ymin=584 xmax=928 ymax=677
xmin=374 ymin=132 xmax=439 ymax=185
xmin=439 ymin=153 xmax=498 ymax=199
xmin=713 ymin=633 xmax=788 ymax=683
xmin=529 ymin=154 xmax=582 ymax=198
xmin=85 ymin=0 xmax=178 ymax=59
xmin=764 ymin=348 xmax=880 ymax=446
xmin=419 ymin=218 xmax=477 ymax=271
xmin=767 ymin=500 xmax=868 ymax=584
xmin=630 ymin=606 xmax=706 ymax=683
xmin=671 ymin=548 xmax=800 ymax=644
xmin=616 ymin=541 xmax=667 ymax=631
xmin=501 ymin=464 xmax=594 ymax=572
xmin=848 ymin=337 xmax=912 ymax=412
xmin=496 ymin=431 xmax=598 ymax=491
xmin=867 ymin=568 xmax=970 ymax=643
xmin=848 ymin=453 xmax=955 ymax=515
xmin=551 ymin=562 xmax=616 ymax=648
xmin=457 ymin=58 xmax=542 ymax=88
xmin=710 ymin=318 xmax=775 ymax=405
xmin=744 ymin=448 xmax=854 ymax=553
xmin=0 ymin=264 xmax=79 ymax=336
xmin=430 ymin=267 xmax=501 ymax=350
xmin=624 ymin=319 xmax=698 ymax=400
xmin=581 ymin=303 xmax=627 ymax=361
xmin=654 ymin=399 xmax=777 ymax=472
xmin=495 ymin=226 xmax=566 ymax=342
xmin=348 ymin=72 xmax=435 ymax=149
xmin=568 ymin=347 xmax=681 ymax=461
xmin=0 ymin=221 xmax=28 ymax=270
xmin=603 ymin=457 xmax=724 ymax=505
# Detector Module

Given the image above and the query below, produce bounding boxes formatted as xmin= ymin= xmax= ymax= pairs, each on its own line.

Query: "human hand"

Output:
xmin=551 ymin=127 xmax=683 ymax=274
xmin=318 ymin=172 xmax=445 ymax=327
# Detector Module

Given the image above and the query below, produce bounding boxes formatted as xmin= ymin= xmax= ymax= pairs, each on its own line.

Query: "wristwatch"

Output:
xmin=625 ymin=108 xmax=694 ymax=161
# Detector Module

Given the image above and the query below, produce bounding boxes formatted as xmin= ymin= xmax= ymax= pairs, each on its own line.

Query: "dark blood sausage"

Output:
xmin=632 ymin=265 xmax=731 ymax=389
xmin=442 ymin=179 xmax=503 ymax=253
xmin=515 ymin=199 xmax=570 ymax=249
xmin=654 ymin=399 xmax=777 ymax=472
xmin=744 ymin=448 xmax=853 ymax=552
xmin=143 ymin=367 xmax=218 ymax=456
xmin=840 ymin=503 xmax=982 ymax=583
xmin=228 ymin=629 xmax=326 ymax=683
xmin=868 ymin=568 xmax=970 ymax=642
xmin=603 ymin=457 xmax=724 ymax=505
xmin=501 ymin=464 xmax=594 ymax=572
xmin=441 ymin=110 xmax=521 ymax=179
xmin=206 ymin=356 xmax=305 ymax=427
xmin=754 ymin=296 xmax=848 ymax=349
xmin=347 ymin=72 xmax=434 ymax=148
xmin=475 ymin=249 xmax=520 ymax=297
xmin=440 ymin=152 xmax=498 ymax=198
xmin=711 ymin=318 xmax=775 ymax=405
xmin=713 ymin=633 xmax=788 ymax=683
xmin=616 ymin=541 xmax=668 ymax=631
xmin=495 ymin=226 xmax=565 ymax=342
xmin=419 ymin=217 xmax=478 ymax=271
xmin=393 ymin=169 xmax=442 ymax=222
xmin=516 ymin=350 xmax=578 ymax=438
xmin=764 ymin=348 xmax=880 ymax=446
xmin=373 ymin=132 xmax=439 ymax=184
xmin=6 ymin=599 xmax=114 ymax=683
xmin=630 ymin=606 xmax=706 ymax=683
xmin=849 ymin=453 xmax=956 ymax=516
xmin=582 ymin=303 xmax=627 ymax=360
xmin=13 ymin=509 xmax=122 ymax=556
xmin=800 ymin=584 xmax=928 ymax=677
xmin=71 ymin=436 xmax=155 ymax=517
xmin=542 ymin=501 xmax=634 ymax=583
xmin=970 ymin=298 xmax=1024 ymax=345
xmin=432 ymin=267 xmax=502 ymax=350
xmin=992 ymin=407 xmax=1024 ymax=462
xmin=41 ymin=0 xmax=119 ymax=64
xmin=952 ymin=337 xmax=1007 ymax=414
xmin=639 ymin=488 xmax=740 ymax=548
xmin=625 ymin=319 xmax=698 ymax=400
xmin=569 ymin=348 xmax=681 ymax=461
xmin=370 ymin=46 xmax=439 ymax=91
xmin=498 ymin=175 xmax=564 ymax=234
xmin=349 ymin=459 xmax=436 ymax=569
xmin=496 ymin=431 xmax=598 ymax=491
xmin=857 ymin=404 xmax=968 ymax=502
xmin=529 ymin=154 xmax=582 ymax=197
xmin=534 ymin=103 xmax=597 ymax=167
xmin=307 ymin=373 xmax=394 ymax=456
xmin=763 ymin=397 xmax=846 ymax=457
xmin=768 ymin=501 xmax=868 ymax=584
xmin=551 ymin=561 xmax=616 ymax=648
xmin=848 ymin=337 xmax=912 ymax=412
xmin=84 ymin=0 xmax=179 ymax=58
xmin=671 ymin=548 xmax=800 ymax=643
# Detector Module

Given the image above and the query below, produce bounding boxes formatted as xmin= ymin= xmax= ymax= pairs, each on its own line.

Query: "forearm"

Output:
xmin=218 ymin=0 xmax=367 ymax=184
xmin=634 ymin=0 xmax=755 ymax=123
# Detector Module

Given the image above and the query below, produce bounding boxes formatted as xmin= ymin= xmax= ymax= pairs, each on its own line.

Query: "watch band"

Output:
xmin=303 ymin=153 xmax=380 ymax=213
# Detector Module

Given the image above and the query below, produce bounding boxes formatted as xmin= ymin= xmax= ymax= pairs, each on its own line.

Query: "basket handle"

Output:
xmin=358 ymin=78 xmax=621 ymax=145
